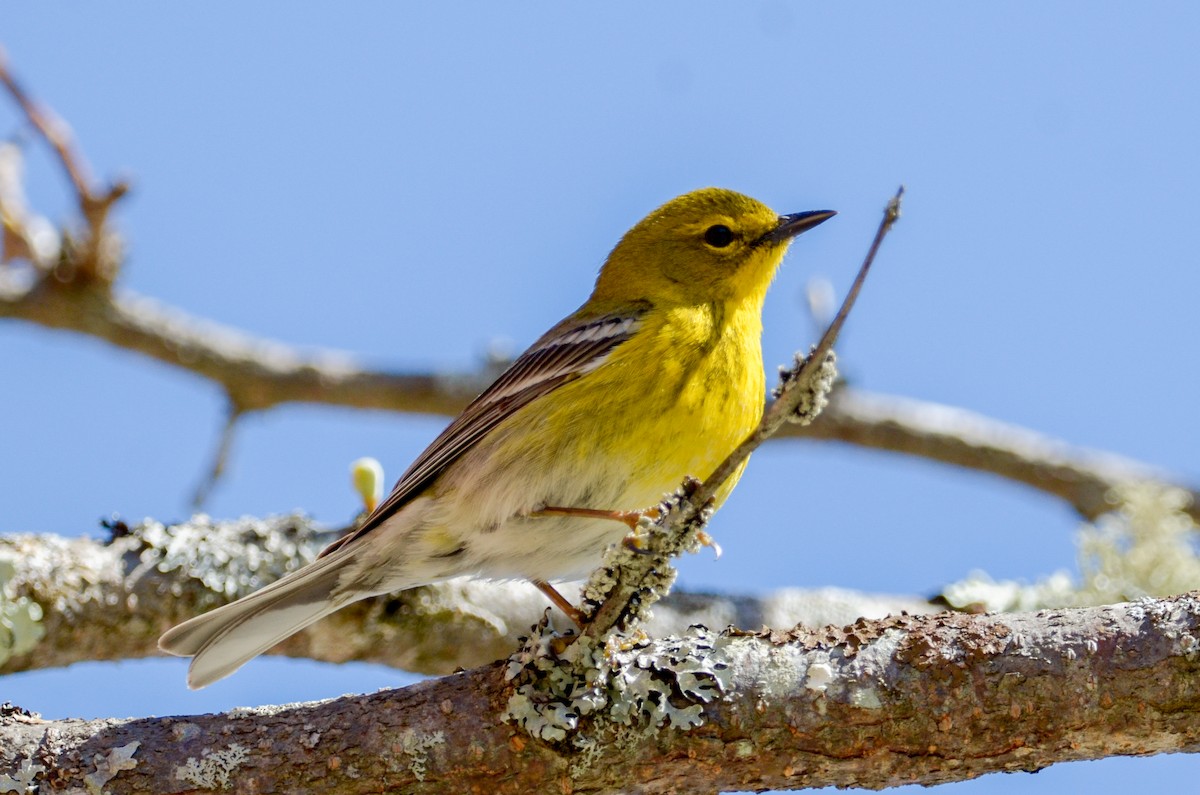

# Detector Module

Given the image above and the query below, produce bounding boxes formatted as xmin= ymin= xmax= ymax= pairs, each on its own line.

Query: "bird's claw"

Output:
xmin=696 ymin=529 xmax=723 ymax=559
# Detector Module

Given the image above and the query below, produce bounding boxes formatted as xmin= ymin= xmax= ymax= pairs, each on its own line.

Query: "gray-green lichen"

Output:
xmin=0 ymin=758 xmax=44 ymax=793
xmin=0 ymin=532 xmax=129 ymax=624
xmin=397 ymin=730 xmax=445 ymax=782
xmin=0 ymin=556 xmax=44 ymax=666
xmin=943 ymin=482 xmax=1200 ymax=612
xmin=174 ymin=742 xmax=249 ymax=790
xmin=578 ymin=482 xmax=712 ymax=629
xmin=503 ymin=471 xmax=732 ymax=761
xmin=83 ymin=742 xmax=139 ymax=794
xmin=775 ymin=348 xmax=838 ymax=425
xmin=138 ymin=513 xmax=320 ymax=602
xmin=504 ymin=620 xmax=733 ymax=748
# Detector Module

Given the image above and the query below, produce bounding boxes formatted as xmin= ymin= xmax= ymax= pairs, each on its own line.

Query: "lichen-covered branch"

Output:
xmin=4 ymin=595 xmax=1199 ymax=794
xmin=0 ymin=515 xmax=933 ymax=676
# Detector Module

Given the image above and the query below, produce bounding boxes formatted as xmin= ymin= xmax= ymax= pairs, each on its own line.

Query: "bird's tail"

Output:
xmin=158 ymin=549 xmax=360 ymax=689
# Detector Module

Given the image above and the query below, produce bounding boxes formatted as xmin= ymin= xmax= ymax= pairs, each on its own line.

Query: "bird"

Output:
xmin=158 ymin=187 xmax=834 ymax=688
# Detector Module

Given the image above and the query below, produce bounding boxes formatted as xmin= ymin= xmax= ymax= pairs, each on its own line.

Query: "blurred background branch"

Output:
xmin=1 ymin=63 xmax=1193 ymax=523
xmin=0 ymin=514 xmax=936 ymax=677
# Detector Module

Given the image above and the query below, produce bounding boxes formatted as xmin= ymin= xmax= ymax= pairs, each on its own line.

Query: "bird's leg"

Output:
xmin=531 ymin=504 xmax=658 ymax=531
xmin=527 ymin=504 xmax=665 ymax=621
xmin=532 ymin=579 xmax=585 ymax=627
xmin=533 ymin=504 xmax=664 ymax=552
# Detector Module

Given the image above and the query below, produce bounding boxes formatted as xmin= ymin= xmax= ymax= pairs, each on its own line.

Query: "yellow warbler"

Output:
xmin=159 ymin=187 xmax=834 ymax=688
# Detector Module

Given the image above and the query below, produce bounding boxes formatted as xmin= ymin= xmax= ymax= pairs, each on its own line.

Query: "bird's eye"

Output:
xmin=703 ymin=224 xmax=735 ymax=248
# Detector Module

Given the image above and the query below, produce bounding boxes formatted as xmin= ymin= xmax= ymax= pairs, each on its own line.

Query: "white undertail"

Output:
xmin=159 ymin=548 xmax=369 ymax=689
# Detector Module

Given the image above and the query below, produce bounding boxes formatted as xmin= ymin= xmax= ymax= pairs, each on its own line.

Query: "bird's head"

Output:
xmin=591 ymin=187 xmax=834 ymax=309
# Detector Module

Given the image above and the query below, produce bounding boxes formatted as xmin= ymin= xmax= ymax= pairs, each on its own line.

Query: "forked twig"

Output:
xmin=190 ymin=403 xmax=245 ymax=509
xmin=0 ymin=50 xmax=128 ymax=281
xmin=0 ymin=51 xmax=92 ymax=201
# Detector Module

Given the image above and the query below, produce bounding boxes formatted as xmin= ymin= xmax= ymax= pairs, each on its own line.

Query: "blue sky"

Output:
xmin=2 ymin=4 xmax=1198 ymax=791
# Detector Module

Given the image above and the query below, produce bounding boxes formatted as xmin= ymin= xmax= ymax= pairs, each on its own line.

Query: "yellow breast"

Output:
xmin=542 ymin=299 xmax=765 ymax=508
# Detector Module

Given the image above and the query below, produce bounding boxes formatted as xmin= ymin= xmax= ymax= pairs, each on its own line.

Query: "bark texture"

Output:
xmin=2 ymin=596 xmax=1198 ymax=794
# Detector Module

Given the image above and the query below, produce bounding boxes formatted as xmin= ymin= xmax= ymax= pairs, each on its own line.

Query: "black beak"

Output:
xmin=758 ymin=209 xmax=837 ymax=245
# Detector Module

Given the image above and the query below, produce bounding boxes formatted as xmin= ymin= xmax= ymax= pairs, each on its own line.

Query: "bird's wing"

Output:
xmin=319 ymin=306 xmax=648 ymax=557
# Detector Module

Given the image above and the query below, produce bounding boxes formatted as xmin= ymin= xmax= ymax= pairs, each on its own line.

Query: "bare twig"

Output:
xmin=0 ymin=51 xmax=127 ymax=283
xmin=800 ymin=388 xmax=1180 ymax=521
xmin=0 ymin=50 xmax=92 ymax=201
xmin=190 ymin=402 xmax=244 ymax=509
xmin=0 ymin=280 xmax=481 ymax=413
xmin=700 ymin=187 xmax=903 ymax=504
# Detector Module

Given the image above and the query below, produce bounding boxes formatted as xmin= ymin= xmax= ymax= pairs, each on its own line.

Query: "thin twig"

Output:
xmin=697 ymin=186 xmax=903 ymax=506
xmin=0 ymin=49 xmax=92 ymax=201
xmin=190 ymin=402 xmax=244 ymax=509
xmin=581 ymin=188 xmax=904 ymax=638
xmin=0 ymin=51 xmax=127 ymax=282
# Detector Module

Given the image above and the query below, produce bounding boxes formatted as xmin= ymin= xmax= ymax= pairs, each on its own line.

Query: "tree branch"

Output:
xmin=3 ymin=274 xmax=1193 ymax=524
xmin=0 ymin=278 xmax=481 ymax=415
xmin=4 ymin=47 xmax=1196 ymax=795
xmin=803 ymin=388 xmax=1184 ymax=521
xmin=2 ymin=62 xmax=1194 ymax=522
xmin=0 ymin=516 xmax=934 ymax=677
xmin=4 ymin=594 xmax=1198 ymax=794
